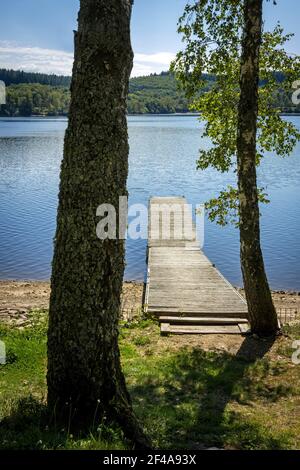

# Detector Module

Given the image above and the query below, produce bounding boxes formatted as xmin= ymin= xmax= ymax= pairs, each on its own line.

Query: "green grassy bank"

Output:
xmin=0 ymin=312 xmax=299 ymax=450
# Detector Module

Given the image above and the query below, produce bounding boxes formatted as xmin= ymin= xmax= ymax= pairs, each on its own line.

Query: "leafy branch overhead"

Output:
xmin=171 ymin=0 xmax=300 ymax=225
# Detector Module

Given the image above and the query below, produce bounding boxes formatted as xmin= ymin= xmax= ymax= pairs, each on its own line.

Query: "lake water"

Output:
xmin=0 ymin=115 xmax=299 ymax=291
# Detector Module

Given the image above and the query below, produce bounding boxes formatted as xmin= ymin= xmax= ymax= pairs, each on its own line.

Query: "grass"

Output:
xmin=0 ymin=312 xmax=299 ymax=450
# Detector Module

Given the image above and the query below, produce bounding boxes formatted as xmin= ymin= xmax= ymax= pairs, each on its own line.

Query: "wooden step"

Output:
xmin=161 ymin=323 xmax=243 ymax=335
xmin=159 ymin=316 xmax=248 ymax=325
xmin=148 ymin=308 xmax=248 ymax=318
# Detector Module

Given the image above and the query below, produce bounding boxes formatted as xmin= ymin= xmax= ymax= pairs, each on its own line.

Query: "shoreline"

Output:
xmin=2 ymin=112 xmax=300 ymax=119
xmin=0 ymin=280 xmax=144 ymax=325
xmin=0 ymin=280 xmax=299 ymax=326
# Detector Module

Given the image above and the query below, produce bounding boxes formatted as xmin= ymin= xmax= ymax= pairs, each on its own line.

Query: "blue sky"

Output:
xmin=0 ymin=0 xmax=299 ymax=77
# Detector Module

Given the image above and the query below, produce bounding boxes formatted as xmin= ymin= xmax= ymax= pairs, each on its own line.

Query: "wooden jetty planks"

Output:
xmin=145 ymin=196 xmax=248 ymax=334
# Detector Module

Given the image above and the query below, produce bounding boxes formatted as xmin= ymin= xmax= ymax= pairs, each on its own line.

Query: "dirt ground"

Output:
xmin=0 ymin=280 xmax=144 ymax=325
xmin=238 ymin=288 xmax=300 ymax=311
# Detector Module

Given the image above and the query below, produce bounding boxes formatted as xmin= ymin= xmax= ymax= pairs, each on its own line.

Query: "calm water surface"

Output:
xmin=0 ymin=115 xmax=299 ymax=290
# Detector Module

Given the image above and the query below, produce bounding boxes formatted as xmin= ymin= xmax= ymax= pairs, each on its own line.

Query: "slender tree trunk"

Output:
xmin=237 ymin=0 xmax=278 ymax=337
xmin=47 ymin=0 xmax=150 ymax=448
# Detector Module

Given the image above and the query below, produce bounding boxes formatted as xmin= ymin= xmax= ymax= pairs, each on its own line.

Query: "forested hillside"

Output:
xmin=0 ymin=69 xmax=299 ymax=116
xmin=2 ymin=83 xmax=70 ymax=116
xmin=0 ymin=69 xmax=194 ymax=116
xmin=129 ymin=71 xmax=189 ymax=113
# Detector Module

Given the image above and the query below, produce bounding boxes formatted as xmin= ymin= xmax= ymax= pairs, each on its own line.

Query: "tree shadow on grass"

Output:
xmin=130 ymin=336 xmax=289 ymax=449
xmin=0 ymin=395 xmax=128 ymax=450
xmin=0 ymin=396 xmax=68 ymax=450
xmin=0 ymin=337 xmax=287 ymax=450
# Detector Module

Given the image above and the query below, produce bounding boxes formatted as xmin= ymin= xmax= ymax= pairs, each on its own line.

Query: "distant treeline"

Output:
xmin=0 ymin=68 xmax=71 ymax=87
xmin=0 ymin=69 xmax=299 ymax=116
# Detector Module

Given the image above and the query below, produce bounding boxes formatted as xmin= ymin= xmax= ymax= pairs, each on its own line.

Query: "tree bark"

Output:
xmin=237 ymin=0 xmax=279 ymax=336
xmin=47 ymin=0 xmax=150 ymax=448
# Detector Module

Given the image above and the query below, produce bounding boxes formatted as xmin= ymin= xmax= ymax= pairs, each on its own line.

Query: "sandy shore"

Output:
xmin=238 ymin=288 xmax=300 ymax=311
xmin=0 ymin=280 xmax=299 ymax=326
xmin=0 ymin=280 xmax=144 ymax=325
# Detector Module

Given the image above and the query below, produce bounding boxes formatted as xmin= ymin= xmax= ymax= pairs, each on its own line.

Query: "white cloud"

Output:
xmin=0 ymin=41 xmax=74 ymax=76
xmin=0 ymin=41 xmax=175 ymax=77
xmin=132 ymin=52 xmax=175 ymax=77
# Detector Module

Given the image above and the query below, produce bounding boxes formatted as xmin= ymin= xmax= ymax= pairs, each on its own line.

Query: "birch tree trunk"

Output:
xmin=237 ymin=0 xmax=278 ymax=336
xmin=47 ymin=0 xmax=150 ymax=448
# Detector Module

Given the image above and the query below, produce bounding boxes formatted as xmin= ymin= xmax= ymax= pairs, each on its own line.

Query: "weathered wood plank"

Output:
xmin=160 ymin=323 xmax=170 ymax=336
xmin=166 ymin=325 xmax=242 ymax=335
xmin=238 ymin=323 xmax=251 ymax=334
xmin=159 ymin=316 xmax=249 ymax=325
